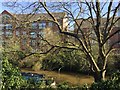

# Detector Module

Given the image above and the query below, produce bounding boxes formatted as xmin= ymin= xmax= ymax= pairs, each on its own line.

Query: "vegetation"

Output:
xmin=2 ymin=51 xmax=26 ymax=66
xmin=39 ymin=1 xmax=120 ymax=82
xmin=42 ymin=49 xmax=90 ymax=74
xmin=90 ymin=71 xmax=120 ymax=90
xmin=2 ymin=0 xmax=120 ymax=88
xmin=2 ymin=57 xmax=26 ymax=89
xmin=106 ymin=55 xmax=120 ymax=75
xmin=1 ymin=51 xmax=120 ymax=89
xmin=4 ymin=1 xmax=120 ymax=82
xmin=2 ymin=56 xmax=53 ymax=89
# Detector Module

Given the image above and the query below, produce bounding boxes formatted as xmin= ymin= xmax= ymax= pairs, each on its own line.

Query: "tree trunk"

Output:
xmin=93 ymin=70 xmax=106 ymax=82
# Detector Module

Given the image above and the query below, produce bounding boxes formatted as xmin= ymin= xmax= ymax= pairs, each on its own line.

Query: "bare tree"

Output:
xmin=39 ymin=1 xmax=120 ymax=82
xmin=2 ymin=0 xmax=120 ymax=82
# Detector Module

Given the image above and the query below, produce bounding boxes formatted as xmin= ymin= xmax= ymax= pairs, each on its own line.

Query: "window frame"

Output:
xmin=48 ymin=22 xmax=53 ymax=27
xmin=39 ymin=22 xmax=46 ymax=29
xmin=5 ymin=24 xmax=12 ymax=30
xmin=30 ymin=39 xmax=36 ymax=46
xmin=5 ymin=31 xmax=12 ymax=37
xmin=16 ymin=31 xmax=20 ymax=36
xmin=30 ymin=32 xmax=37 ymax=38
xmin=22 ymin=38 xmax=27 ymax=45
xmin=32 ymin=22 xmax=38 ymax=29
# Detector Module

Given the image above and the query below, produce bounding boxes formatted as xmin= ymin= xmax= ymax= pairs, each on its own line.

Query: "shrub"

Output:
xmin=106 ymin=55 xmax=120 ymax=75
xmin=114 ymin=55 xmax=120 ymax=71
xmin=32 ymin=61 xmax=42 ymax=71
xmin=1 ymin=57 xmax=51 ymax=89
xmin=57 ymin=82 xmax=70 ymax=89
xmin=42 ymin=50 xmax=90 ymax=74
xmin=90 ymin=71 xmax=120 ymax=90
xmin=2 ymin=57 xmax=27 ymax=89
xmin=19 ymin=54 xmax=42 ymax=68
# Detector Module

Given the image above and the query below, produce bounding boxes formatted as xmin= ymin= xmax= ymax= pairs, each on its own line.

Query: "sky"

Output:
xmin=0 ymin=0 xmax=120 ymax=16
xmin=0 ymin=1 xmax=3 ymax=13
xmin=0 ymin=0 xmax=13 ymax=13
xmin=0 ymin=0 xmax=39 ymax=14
xmin=0 ymin=0 xmax=119 ymax=31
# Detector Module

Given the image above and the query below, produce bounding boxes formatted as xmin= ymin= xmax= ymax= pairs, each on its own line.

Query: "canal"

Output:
xmin=21 ymin=69 xmax=94 ymax=86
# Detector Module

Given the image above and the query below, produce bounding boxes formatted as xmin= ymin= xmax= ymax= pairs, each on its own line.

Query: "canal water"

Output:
xmin=22 ymin=69 xmax=94 ymax=86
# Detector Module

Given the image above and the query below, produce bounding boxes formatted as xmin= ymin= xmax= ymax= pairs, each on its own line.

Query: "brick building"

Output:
xmin=74 ymin=17 xmax=120 ymax=53
xmin=0 ymin=10 xmax=68 ymax=52
xmin=1 ymin=10 xmax=120 ymax=53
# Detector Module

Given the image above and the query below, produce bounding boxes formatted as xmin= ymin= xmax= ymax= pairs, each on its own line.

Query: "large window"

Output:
xmin=30 ymin=32 xmax=37 ymax=38
xmin=48 ymin=22 xmax=53 ymax=27
xmin=30 ymin=39 xmax=36 ymax=46
xmin=38 ymin=31 xmax=45 ymax=37
xmin=5 ymin=24 xmax=12 ymax=30
xmin=2 ymin=14 xmax=11 ymax=22
xmin=118 ymin=31 xmax=120 ymax=35
xmin=117 ymin=41 xmax=120 ymax=46
xmin=0 ymin=24 xmax=5 ymax=30
xmin=3 ymin=14 xmax=11 ymax=18
xmin=32 ymin=22 xmax=38 ymax=29
xmin=22 ymin=39 xmax=27 ymax=45
xmin=16 ymin=31 xmax=20 ymax=36
xmin=5 ymin=31 xmax=12 ymax=37
xmin=39 ymin=22 xmax=46 ymax=29
xmin=23 ymin=31 xmax=26 ymax=35
xmin=0 ymin=31 xmax=4 ymax=35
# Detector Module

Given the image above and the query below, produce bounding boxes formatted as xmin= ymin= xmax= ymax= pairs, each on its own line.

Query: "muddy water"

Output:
xmin=21 ymin=69 xmax=94 ymax=86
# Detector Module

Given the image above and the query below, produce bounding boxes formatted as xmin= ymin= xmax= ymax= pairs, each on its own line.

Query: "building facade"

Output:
xmin=0 ymin=10 xmax=68 ymax=52
xmin=74 ymin=18 xmax=120 ymax=54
